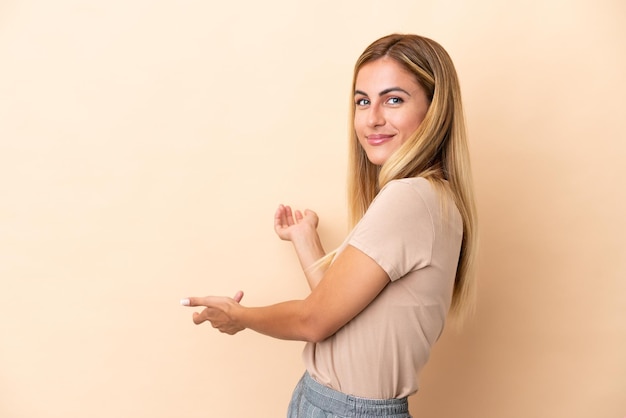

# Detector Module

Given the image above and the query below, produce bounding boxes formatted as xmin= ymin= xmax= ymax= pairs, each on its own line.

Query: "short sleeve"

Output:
xmin=348 ymin=180 xmax=435 ymax=281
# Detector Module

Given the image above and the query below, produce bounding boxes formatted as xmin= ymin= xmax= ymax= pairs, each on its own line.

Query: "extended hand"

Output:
xmin=181 ymin=291 xmax=245 ymax=335
xmin=274 ymin=204 xmax=319 ymax=242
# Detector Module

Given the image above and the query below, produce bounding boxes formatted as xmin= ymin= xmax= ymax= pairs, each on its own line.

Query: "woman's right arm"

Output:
xmin=274 ymin=204 xmax=327 ymax=290
xmin=182 ymin=245 xmax=390 ymax=342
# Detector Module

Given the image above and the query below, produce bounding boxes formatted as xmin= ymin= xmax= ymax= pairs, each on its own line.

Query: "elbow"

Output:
xmin=303 ymin=329 xmax=328 ymax=344
xmin=300 ymin=312 xmax=335 ymax=343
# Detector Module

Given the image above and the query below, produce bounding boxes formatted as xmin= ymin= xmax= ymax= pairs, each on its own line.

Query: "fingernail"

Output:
xmin=180 ymin=298 xmax=190 ymax=306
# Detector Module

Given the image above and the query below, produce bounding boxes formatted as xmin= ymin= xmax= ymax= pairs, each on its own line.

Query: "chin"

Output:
xmin=366 ymin=152 xmax=390 ymax=166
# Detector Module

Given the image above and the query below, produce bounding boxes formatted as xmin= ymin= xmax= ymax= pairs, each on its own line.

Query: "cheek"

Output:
xmin=398 ymin=113 xmax=426 ymax=138
xmin=353 ymin=113 xmax=364 ymax=132
xmin=353 ymin=116 xmax=366 ymax=141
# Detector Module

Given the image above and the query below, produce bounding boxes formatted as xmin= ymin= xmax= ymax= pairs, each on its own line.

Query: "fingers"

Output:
xmin=274 ymin=204 xmax=285 ymax=226
xmin=284 ymin=205 xmax=295 ymax=225
xmin=275 ymin=204 xmax=310 ymax=226
xmin=183 ymin=295 xmax=239 ymax=327
xmin=192 ymin=309 xmax=208 ymax=325
xmin=180 ymin=296 xmax=202 ymax=307
xmin=180 ymin=296 xmax=221 ymax=307
xmin=274 ymin=204 xmax=294 ymax=229
xmin=181 ymin=292 xmax=244 ymax=307
xmin=303 ymin=209 xmax=317 ymax=218
xmin=185 ymin=295 xmax=244 ymax=335
xmin=274 ymin=204 xmax=319 ymax=241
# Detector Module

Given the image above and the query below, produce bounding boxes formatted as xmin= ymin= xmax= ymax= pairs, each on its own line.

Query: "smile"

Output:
xmin=366 ymin=134 xmax=395 ymax=146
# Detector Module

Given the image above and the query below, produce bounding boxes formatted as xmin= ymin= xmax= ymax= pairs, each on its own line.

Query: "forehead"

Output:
xmin=355 ymin=57 xmax=418 ymax=91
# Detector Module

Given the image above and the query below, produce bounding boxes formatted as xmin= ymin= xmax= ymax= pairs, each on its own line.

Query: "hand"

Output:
xmin=274 ymin=204 xmax=319 ymax=242
xmin=181 ymin=291 xmax=245 ymax=335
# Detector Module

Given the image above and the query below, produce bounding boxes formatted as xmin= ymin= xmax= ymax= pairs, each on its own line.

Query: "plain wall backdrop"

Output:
xmin=1 ymin=1 xmax=624 ymax=417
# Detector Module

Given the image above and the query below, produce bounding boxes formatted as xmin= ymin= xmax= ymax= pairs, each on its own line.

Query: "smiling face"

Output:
xmin=353 ymin=57 xmax=430 ymax=166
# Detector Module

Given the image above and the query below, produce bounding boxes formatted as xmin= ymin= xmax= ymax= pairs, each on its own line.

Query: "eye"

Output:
xmin=386 ymin=97 xmax=404 ymax=105
xmin=355 ymin=97 xmax=370 ymax=107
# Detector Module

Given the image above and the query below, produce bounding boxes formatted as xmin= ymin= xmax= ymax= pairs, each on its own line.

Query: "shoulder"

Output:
xmin=361 ymin=177 xmax=439 ymax=228
xmin=376 ymin=177 xmax=441 ymax=210
xmin=382 ymin=177 xmax=436 ymax=196
xmin=374 ymin=177 xmax=460 ymax=230
xmin=349 ymin=177 xmax=441 ymax=280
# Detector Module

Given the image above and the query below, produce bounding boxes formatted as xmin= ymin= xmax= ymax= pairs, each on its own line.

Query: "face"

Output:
xmin=354 ymin=57 xmax=430 ymax=166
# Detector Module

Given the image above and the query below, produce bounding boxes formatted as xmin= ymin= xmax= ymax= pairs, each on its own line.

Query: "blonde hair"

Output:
xmin=347 ymin=34 xmax=478 ymax=318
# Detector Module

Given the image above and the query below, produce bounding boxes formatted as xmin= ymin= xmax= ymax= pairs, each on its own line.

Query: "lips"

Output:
xmin=366 ymin=134 xmax=395 ymax=146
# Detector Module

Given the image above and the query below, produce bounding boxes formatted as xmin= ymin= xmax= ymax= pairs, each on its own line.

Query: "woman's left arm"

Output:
xmin=273 ymin=204 xmax=327 ymax=290
xmin=182 ymin=245 xmax=389 ymax=342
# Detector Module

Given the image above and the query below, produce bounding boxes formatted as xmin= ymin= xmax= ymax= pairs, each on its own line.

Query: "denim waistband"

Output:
xmin=301 ymin=372 xmax=409 ymax=417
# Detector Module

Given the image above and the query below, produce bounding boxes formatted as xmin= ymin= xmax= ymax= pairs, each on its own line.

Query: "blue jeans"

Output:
xmin=287 ymin=372 xmax=411 ymax=418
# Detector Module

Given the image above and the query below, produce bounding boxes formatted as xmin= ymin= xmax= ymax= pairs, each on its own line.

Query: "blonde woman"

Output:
xmin=181 ymin=33 xmax=478 ymax=418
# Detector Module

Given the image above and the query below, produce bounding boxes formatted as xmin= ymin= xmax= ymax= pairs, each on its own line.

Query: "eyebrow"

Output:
xmin=354 ymin=87 xmax=412 ymax=97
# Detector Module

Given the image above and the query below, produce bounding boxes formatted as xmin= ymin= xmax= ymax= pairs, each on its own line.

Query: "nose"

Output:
xmin=367 ymin=104 xmax=385 ymax=128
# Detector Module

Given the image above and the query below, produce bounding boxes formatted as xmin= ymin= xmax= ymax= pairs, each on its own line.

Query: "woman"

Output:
xmin=181 ymin=33 xmax=478 ymax=417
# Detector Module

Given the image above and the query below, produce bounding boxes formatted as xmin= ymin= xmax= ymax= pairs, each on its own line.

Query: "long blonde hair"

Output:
xmin=346 ymin=34 xmax=479 ymax=318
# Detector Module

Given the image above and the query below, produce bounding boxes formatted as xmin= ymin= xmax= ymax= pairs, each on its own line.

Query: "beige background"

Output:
xmin=1 ymin=0 xmax=624 ymax=417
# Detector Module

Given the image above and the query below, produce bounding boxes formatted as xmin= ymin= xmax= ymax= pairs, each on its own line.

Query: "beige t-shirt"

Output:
xmin=302 ymin=177 xmax=463 ymax=399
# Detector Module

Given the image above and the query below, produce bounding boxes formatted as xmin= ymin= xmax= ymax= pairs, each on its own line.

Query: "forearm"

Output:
xmin=291 ymin=233 xmax=327 ymax=289
xmin=236 ymin=300 xmax=322 ymax=342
